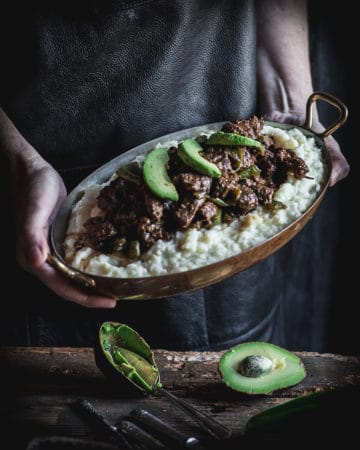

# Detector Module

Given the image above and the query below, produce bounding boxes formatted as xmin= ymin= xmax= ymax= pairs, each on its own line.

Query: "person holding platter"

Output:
xmin=0 ymin=1 xmax=349 ymax=349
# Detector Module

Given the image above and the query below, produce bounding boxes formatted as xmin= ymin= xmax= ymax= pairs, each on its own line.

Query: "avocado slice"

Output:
xmin=143 ymin=147 xmax=179 ymax=202
xmin=178 ymin=139 xmax=222 ymax=178
xmin=207 ymin=131 xmax=261 ymax=148
xmin=116 ymin=162 xmax=142 ymax=185
xmin=219 ymin=342 xmax=306 ymax=395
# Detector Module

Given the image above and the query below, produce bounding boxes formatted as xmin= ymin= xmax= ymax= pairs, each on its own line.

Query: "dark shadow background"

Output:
xmin=0 ymin=2 xmax=357 ymax=355
xmin=309 ymin=3 xmax=357 ymax=354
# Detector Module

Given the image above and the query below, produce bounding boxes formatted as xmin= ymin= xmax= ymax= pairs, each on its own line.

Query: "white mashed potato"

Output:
xmin=63 ymin=126 xmax=325 ymax=278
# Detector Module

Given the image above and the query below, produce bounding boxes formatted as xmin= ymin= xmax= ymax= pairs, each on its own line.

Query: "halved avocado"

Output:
xmin=97 ymin=322 xmax=162 ymax=394
xmin=207 ymin=131 xmax=261 ymax=148
xmin=219 ymin=342 xmax=306 ymax=395
xmin=143 ymin=147 xmax=179 ymax=201
xmin=178 ymin=139 xmax=222 ymax=178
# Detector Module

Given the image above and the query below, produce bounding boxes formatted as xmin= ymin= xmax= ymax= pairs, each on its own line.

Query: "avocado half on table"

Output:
xmin=219 ymin=342 xmax=306 ymax=395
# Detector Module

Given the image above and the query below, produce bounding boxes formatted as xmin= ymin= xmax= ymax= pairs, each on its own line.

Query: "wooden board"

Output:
xmin=0 ymin=347 xmax=359 ymax=449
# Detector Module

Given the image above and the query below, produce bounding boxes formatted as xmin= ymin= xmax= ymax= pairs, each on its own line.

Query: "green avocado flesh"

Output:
xmin=207 ymin=131 xmax=261 ymax=148
xmin=116 ymin=162 xmax=142 ymax=185
xmin=143 ymin=147 xmax=179 ymax=201
xmin=99 ymin=322 xmax=161 ymax=393
xmin=178 ymin=139 xmax=222 ymax=178
xmin=219 ymin=342 xmax=306 ymax=395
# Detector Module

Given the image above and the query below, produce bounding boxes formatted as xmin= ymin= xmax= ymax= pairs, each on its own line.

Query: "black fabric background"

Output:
xmin=309 ymin=3 xmax=358 ymax=355
xmin=0 ymin=1 xmax=357 ymax=354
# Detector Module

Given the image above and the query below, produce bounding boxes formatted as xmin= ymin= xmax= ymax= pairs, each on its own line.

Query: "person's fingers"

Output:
xmin=13 ymin=162 xmax=116 ymax=308
xmin=33 ymin=262 xmax=117 ymax=308
xmin=16 ymin=167 xmax=66 ymax=270
xmin=325 ymin=136 xmax=350 ymax=186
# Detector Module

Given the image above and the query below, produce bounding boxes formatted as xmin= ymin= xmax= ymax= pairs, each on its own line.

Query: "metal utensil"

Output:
xmin=74 ymin=399 xmax=143 ymax=450
xmin=158 ymin=389 xmax=231 ymax=441
xmin=130 ymin=408 xmax=201 ymax=448
xmin=117 ymin=420 xmax=166 ymax=449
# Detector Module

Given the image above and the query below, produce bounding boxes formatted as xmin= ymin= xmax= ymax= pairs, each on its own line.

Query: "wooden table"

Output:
xmin=1 ymin=347 xmax=359 ymax=449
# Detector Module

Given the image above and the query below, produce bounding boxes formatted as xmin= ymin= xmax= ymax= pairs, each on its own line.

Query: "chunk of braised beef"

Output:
xmin=222 ymin=115 xmax=264 ymax=140
xmin=202 ymin=146 xmax=232 ymax=172
xmin=167 ymin=146 xmax=186 ymax=176
xmin=235 ymin=186 xmax=259 ymax=214
xmin=144 ymin=190 xmax=164 ymax=221
xmin=273 ymin=147 xmax=292 ymax=163
xmin=137 ymin=217 xmax=171 ymax=249
xmin=256 ymin=148 xmax=277 ymax=177
xmin=255 ymin=184 xmax=274 ymax=204
xmin=240 ymin=176 xmax=274 ymax=205
xmin=240 ymin=148 xmax=257 ymax=169
xmin=288 ymin=156 xmax=309 ymax=179
xmin=197 ymin=201 xmax=218 ymax=227
xmin=97 ymin=178 xmax=128 ymax=212
xmin=83 ymin=217 xmax=117 ymax=249
xmin=273 ymin=147 xmax=309 ymax=179
xmin=211 ymin=172 xmax=239 ymax=198
xmin=113 ymin=210 xmax=138 ymax=228
xmin=174 ymin=197 xmax=206 ymax=229
xmin=173 ymin=172 xmax=212 ymax=194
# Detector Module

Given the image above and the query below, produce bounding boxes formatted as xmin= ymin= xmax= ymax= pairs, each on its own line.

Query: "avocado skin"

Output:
xmin=96 ymin=322 xmax=162 ymax=395
xmin=245 ymin=389 xmax=360 ymax=440
xmin=143 ymin=147 xmax=179 ymax=201
xmin=219 ymin=341 xmax=306 ymax=395
xmin=207 ymin=131 xmax=261 ymax=148
xmin=178 ymin=139 xmax=222 ymax=178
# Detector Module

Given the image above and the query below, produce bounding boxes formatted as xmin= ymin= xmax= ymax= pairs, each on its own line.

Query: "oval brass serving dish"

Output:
xmin=48 ymin=92 xmax=347 ymax=300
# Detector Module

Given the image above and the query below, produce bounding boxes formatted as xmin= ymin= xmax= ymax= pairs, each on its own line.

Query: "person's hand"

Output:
xmin=13 ymin=149 xmax=117 ymax=309
xmin=263 ymin=110 xmax=349 ymax=186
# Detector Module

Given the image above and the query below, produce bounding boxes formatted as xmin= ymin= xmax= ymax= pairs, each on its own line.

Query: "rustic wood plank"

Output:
xmin=1 ymin=348 xmax=359 ymax=448
xmin=0 ymin=347 xmax=359 ymax=397
xmin=0 ymin=393 xmax=287 ymax=440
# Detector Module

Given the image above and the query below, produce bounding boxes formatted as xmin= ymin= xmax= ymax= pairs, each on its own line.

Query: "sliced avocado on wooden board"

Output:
xmin=143 ymin=147 xmax=179 ymax=202
xmin=207 ymin=131 xmax=261 ymax=148
xmin=178 ymin=139 xmax=222 ymax=178
xmin=219 ymin=342 xmax=306 ymax=395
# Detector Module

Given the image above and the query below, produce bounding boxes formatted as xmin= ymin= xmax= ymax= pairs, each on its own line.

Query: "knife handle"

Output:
xmin=130 ymin=408 xmax=200 ymax=448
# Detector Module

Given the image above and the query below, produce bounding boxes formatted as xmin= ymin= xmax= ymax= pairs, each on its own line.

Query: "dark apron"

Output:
xmin=0 ymin=0 xmax=339 ymax=351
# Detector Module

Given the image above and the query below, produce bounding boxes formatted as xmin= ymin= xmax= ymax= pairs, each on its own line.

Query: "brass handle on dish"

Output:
xmin=47 ymin=254 xmax=96 ymax=289
xmin=304 ymin=91 xmax=348 ymax=138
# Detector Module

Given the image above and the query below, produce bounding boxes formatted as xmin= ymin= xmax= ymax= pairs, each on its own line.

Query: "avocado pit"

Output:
xmin=238 ymin=355 xmax=274 ymax=378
